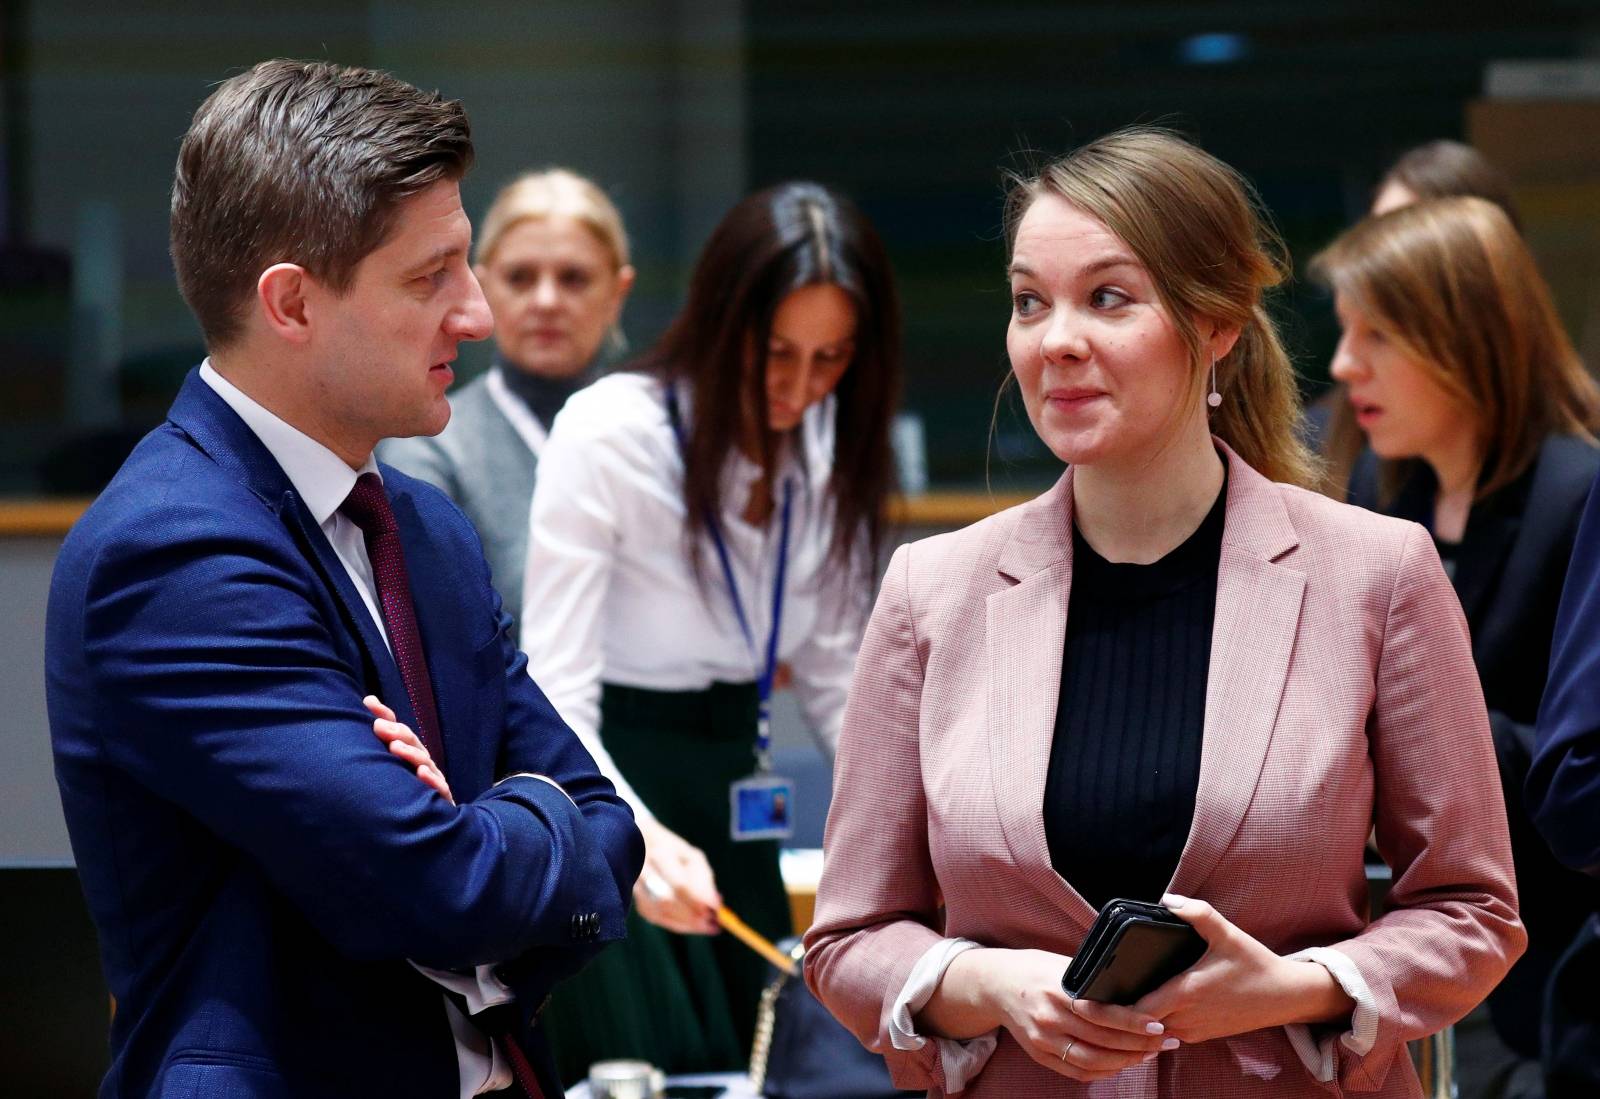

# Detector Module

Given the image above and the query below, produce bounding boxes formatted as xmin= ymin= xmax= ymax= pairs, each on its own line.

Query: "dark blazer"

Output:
xmin=45 ymin=371 xmax=644 ymax=1099
xmin=1350 ymin=433 xmax=1600 ymax=1059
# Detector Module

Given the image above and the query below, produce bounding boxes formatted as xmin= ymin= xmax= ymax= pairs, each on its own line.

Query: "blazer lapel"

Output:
xmin=1451 ymin=459 xmax=1533 ymax=630
xmin=1385 ymin=456 xmax=1520 ymax=631
xmin=987 ymin=472 xmax=1098 ymax=924
xmin=1452 ymin=512 xmax=1518 ymax=627
xmin=1170 ymin=448 xmax=1305 ymax=898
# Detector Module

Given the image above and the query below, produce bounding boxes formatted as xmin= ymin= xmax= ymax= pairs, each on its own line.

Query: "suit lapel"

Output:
xmin=987 ymin=473 xmax=1098 ymax=923
xmin=167 ymin=369 xmax=417 ymax=731
xmin=281 ymin=494 xmax=417 ymax=734
xmin=1170 ymin=449 xmax=1304 ymax=898
xmin=390 ymin=485 xmax=485 ymax=791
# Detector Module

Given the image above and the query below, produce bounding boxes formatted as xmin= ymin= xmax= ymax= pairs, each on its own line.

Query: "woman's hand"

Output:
xmin=1132 ymin=894 xmax=1355 ymax=1044
xmin=365 ymin=695 xmax=453 ymax=803
xmin=631 ymin=816 xmax=722 ymax=935
xmin=934 ymin=948 xmax=1176 ymax=1083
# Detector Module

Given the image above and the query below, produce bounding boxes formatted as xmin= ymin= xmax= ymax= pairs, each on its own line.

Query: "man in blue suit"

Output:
xmin=45 ymin=59 xmax=643 ymax=1098
xmin=1530 ymin=471 xmax=1600 ymax=1096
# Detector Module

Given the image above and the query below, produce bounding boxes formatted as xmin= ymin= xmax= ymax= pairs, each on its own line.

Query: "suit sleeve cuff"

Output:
xmin=495 ymin=772 xmax=576 ymax=806
xmin=888 ymin=938 xmax=998 ymax=1093
xmin=1281 ymin=947 xmax=1379 ymax=1083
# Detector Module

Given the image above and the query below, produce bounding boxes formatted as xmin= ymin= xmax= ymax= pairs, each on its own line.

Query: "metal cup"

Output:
xmin=587 ymin=1059 xmax=661 ymax=1099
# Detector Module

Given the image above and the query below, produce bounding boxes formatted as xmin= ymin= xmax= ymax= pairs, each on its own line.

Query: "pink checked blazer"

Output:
xmin=805 ymin=446 xmax=1524 ymax=1098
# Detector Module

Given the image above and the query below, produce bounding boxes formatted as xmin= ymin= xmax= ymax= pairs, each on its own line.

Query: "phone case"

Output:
xmin=1061 ymin=898 xmax=1207 ymax=1005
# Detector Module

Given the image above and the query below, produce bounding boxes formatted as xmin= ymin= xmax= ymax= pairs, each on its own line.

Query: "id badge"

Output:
xmin=729 ymin=773 xmax=794 ymax=841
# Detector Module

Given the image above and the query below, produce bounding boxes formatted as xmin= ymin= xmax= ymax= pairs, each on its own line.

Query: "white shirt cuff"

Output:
xmin=889 ymin=937 xmax=999 ymax=1093
xmin=410 ymin=963 xmax=516 ymax=1097
xmin=412 ymin=961 xmax=515 ymax=1015
xmin=1281 ymin=947 xmax=1379 ymax=1083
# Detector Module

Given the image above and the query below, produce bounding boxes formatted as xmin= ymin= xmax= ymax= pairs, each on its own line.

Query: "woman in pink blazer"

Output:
xmin=805 ymin=128 xmax=1524 ymax=1098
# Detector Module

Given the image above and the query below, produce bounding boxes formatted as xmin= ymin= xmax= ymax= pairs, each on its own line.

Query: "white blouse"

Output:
xmin=520 ymin=372 xmax=865 ymax=818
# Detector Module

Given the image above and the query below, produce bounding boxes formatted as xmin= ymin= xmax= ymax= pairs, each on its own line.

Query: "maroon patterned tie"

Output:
xmin=339 ymin=473 xmax=446 ymax=772
xmin=503 ymin=1041 xmax=549 ymax=1099
xmin=341 ymin=474 xmax=547 ymax=1099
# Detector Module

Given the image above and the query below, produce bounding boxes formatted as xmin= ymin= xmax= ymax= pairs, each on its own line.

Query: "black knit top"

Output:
xmin=1043 ymin=482 xmax=1226 ymax=910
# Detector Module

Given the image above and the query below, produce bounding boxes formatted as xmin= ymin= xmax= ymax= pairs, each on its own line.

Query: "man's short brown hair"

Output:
xmin=170 ymin=59 xmax=473 ymax=347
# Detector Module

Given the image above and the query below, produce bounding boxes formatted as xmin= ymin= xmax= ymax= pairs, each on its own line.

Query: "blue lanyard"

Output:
xmin=666 ymin=386 xmax=794 ymax=769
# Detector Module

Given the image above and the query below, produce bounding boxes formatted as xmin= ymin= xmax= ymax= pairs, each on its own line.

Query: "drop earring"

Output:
xmin=1207 ymin=353 xmax=1223 ymax=408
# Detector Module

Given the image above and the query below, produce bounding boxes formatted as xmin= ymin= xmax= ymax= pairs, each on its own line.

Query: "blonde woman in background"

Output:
xmin=381 ymin=169 xmax=635 ymax=642
xmin=806 ymin=129 xmax=1523 ymax=1097
xmin=1316 ymin=196 xmax=1600 ymax=1099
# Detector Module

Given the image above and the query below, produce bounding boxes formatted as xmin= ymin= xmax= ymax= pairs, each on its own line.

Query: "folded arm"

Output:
xmin=83 ymin=512 xmax=632 ymax=972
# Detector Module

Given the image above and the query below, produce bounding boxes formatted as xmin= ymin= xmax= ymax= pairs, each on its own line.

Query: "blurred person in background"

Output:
xmin=805 ymin=127 xmax=1522 ymax=1098
xmin=520 ymin=181 xmax=902 ymax=1082
xmin=1369 ymin=140 xmax=1523 ymax=225
xmin=1315 ymin=196 xmax=1600 ymax=1099
xmin=1308 ymin=139 xmax=1522 ymax=479
xmin=381 ymin=169 xmax=634 ymax=644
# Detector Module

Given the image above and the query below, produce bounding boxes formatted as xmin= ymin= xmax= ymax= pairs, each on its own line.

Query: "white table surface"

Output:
xmin=565 ymin=1070 xmax=758 ymax=1098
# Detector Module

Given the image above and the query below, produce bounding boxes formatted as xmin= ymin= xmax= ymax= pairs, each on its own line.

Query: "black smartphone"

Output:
xmin=1060 ymin=898 xmax=1207 ymax=1005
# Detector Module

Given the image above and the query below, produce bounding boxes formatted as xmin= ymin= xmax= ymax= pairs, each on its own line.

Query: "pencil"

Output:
xmin=716 ymin=905 xmax=800 ymax=976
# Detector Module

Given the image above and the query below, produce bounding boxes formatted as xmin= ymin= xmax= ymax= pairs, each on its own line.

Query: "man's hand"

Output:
xmin=365 ymin=695 xmax=453 ymax=803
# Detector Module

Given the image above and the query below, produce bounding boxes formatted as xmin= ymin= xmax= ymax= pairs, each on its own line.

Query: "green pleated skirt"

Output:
xmin=542 ymin=681 xmax=793 ymax=1087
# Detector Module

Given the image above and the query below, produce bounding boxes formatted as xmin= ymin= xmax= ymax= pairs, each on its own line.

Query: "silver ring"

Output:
xmin=1061 ymin=1039 xmax=1076 ymax=1063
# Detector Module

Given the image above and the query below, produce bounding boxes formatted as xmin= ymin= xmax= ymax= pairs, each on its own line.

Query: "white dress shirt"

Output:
xmin=200 ymin=362 xmax=514 ymax=1098
xmin=520 ymin=371 xmax=865 ymax=818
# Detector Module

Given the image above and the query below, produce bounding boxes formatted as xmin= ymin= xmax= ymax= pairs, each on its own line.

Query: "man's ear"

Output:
xmin=256 ymin=263 xmax=313 ymax=344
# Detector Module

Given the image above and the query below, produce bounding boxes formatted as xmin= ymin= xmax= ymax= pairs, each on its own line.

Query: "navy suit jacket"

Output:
xmin=46 ymin=371 xmax=644 ymax=1098
xmin=1531 ymin=463 xmax=1600 ymax=1093
xmin=1532 ymin=463 xmax=1600 ymax=877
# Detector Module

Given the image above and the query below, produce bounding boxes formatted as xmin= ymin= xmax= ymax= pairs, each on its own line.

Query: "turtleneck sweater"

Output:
xmin=497 ymin=359 xmax=591 ymax=432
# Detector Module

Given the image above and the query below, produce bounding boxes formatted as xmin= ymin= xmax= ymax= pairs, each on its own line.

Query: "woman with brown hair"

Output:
xmin=1316 ymin=196 xmax=1600 ymax=1098
xmin=520 ymin=181 xmax=902 ymax=1080
xmin=1311 ymin=139 xmax=1521 ymax=487
xmin=805 ymin=127 xmax=1522 ymax=1097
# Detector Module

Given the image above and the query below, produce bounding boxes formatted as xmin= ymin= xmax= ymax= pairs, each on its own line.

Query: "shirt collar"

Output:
xmin=199 ymin=359 xmax=378 ymax=525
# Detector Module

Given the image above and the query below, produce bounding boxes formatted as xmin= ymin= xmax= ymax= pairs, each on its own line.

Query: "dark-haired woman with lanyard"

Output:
xmin=520 ymin=181 xmax=903 ymax=1081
